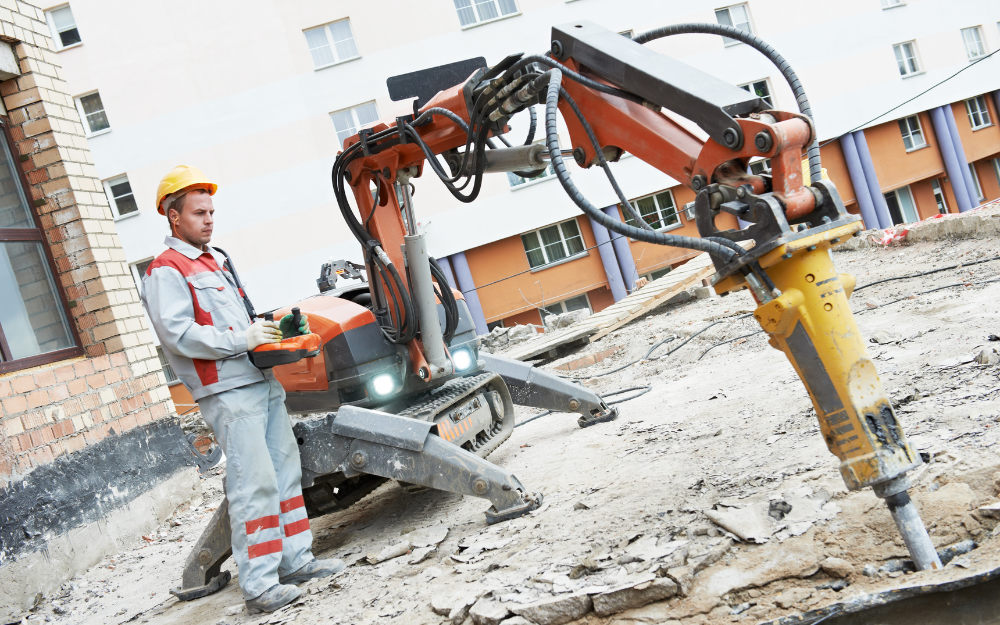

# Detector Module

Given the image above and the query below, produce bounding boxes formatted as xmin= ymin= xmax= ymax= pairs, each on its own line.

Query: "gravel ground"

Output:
xmin=17 ymin=230 xmax=1000 ymax=625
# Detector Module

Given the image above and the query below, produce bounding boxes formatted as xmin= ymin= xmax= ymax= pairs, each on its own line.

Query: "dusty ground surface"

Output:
xmin=16 ymin=231 xmax=1000 ymax=625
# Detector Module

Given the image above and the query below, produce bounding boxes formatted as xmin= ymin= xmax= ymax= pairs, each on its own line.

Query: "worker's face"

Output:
xmin=170 ymin=191 xmax=214 ymax=249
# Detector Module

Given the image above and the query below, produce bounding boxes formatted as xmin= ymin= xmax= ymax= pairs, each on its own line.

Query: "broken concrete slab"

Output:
xmin=774 ymin=587 xmax=812 ymax=609
xmin=694 ymin=537 xmax=821 ymax=597
xmin=509 ymin=592 xmax=593 ymax=625
xmin=366 ymin=541 xmax=410 ymax=564
xmin=544 ymin=309 xmax=590 ymax=333
xmin=592 ymin=576 xmax=678 ymax=616
xmin=819 ymin=557 xmax=855 ymax=579
xmin=406 ymin=524 xmax=449 ymax=548
xmin=470 ymin=596 xmax=511 ymax=625
xmin=705 ymin=487 xmax=839 ymax=543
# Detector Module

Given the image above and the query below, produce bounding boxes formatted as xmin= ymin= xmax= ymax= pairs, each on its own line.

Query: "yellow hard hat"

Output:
xmin=156 ymin=165 xmax=218 ymax=215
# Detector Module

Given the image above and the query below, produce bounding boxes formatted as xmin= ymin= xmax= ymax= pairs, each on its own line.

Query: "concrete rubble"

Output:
xmin=14 ymin=205 xmax=1000 ymax=624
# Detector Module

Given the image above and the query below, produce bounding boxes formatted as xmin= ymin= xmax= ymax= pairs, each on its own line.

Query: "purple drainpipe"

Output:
xmin=435 ymin=255 xmax=457 ymax=289
xmin=587 ymin=215 xmax=628 ymax=302
xmin=929 ymin=106 xmax=973 ymax=213
xmin=838 ymin=134 xmax=880 ymax=229
xmin=851 ymin=130 xmax=893 ymax=229
xmin=448 ymin=252 xmax=489 ymax=335
xmin=602 ymin=205 xmax=640 ymax=293
xmin=943 ymin=104 xmax=979 ymax=209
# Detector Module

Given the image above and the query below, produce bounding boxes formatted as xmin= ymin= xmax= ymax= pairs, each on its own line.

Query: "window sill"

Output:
xmin=901 ymin=70 xmax=925 ymax=80
xmin=113 ymin=211 xmax=140 ymax=222
xmin=460 ymin=12 xmax=521 ymax=30
xmin=509 ymin=174 xmax=556 ymax=191
xmin=971 ymin=123 xmax=994 ymax=132
xmin=904 ymin=144 xmax=930 ymax=153
xmin=85 ymin=128 xmax=112 ymax=138
xmin=56 ymin=42 xmax=83 ymax=52
xmin=528 ymin=252 xmax=588 ymax=273
xmin=313 ymin=55 xmax=361 ymax=71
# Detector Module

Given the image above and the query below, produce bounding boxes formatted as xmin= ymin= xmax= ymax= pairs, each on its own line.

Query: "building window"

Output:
xmin=304 ymin=19 xmax=359 ymax=69
xmin=893 ymin=41 xmax=920 ymax=77
xmin=540 ymin=294 xmax=591 ymax=318
xmin=623 ymin=190 xmax=681 ymax=231
xmin=961 ymin=27 xmax=986 ymax=61
xmin=330 ymin=101 xmax=379 ymax=148
xmin=749 ymin=157 xmax=771 ymax=175
xmin=883 ymin=186 xmax=918 ymax=225
xmin=897 ymin=115 xmax=926 ymax=151
xmin=965 ymin=95 xmax=993 ymax=130
xmin=994 ymin=158 xmax=1000 ymax=188
xmin=521 ymin=219 xmax=586 ymax=269
xmin=454 ymin=0 xmax=519 ymax=28
xmin=45 ymin=5 xmax=81 ymax=50
xmin=931 ymin=179 xmax=948 ymax=214
xmin=75 ymin=92 xmax=110 ymax=135
xmin=0 ymin=122 xmax=79 ymax=372
xmin=969 ymin=164 xmax=984 ymax=203
xmin=508 ymin=142 xmax=555 ymax=187
xmin=739 ymin=80 xmax=773 ymax=107
xmin=880 ymin=0 xmax=904 ymax=7
xmin=715 ymin=4 xmax=752 ymax=45
xmin=103 ymin=175 xmax=138 ymax=219
xmin=157 ymin=346 xmax=178 ymax=383
xmin=642 ymin=266 xmax=673 ymax=283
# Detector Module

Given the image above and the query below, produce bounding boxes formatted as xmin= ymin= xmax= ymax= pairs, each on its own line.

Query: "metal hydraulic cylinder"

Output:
xmin=752 ymin=227 xmax=941 ymax=570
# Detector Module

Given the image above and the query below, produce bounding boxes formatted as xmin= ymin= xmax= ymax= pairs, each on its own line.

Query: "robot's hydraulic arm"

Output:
xmin=334 ymin=21 xmax=940 ymax=570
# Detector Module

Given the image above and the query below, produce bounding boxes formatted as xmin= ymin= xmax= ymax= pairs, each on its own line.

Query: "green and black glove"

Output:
xmin=279 ymin=313 xmax=310 ymax=338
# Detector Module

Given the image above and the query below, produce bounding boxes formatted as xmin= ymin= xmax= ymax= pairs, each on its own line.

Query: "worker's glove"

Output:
xmin=279 ymin=313 xmax=310 ymax=338
xmin=247 ymin=319 xmax=282 ymax=350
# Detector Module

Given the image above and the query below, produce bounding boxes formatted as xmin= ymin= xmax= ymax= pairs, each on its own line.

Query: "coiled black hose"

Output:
xmin=633 ymin=23 xmax=821 ymax=185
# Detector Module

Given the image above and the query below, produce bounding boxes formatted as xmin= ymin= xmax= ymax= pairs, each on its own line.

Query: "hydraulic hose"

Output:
xmin=633 ymin=23 xmax=821 ymax=185
xmin=542 ymin=69 xmax=740 ymax=264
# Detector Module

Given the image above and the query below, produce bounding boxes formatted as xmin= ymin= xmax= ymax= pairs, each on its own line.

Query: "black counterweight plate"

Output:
xmin=387 ymin=57 xmax=487 ymax=107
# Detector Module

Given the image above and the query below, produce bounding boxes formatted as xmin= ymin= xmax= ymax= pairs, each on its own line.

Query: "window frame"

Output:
xmin=969 ymin=163 xmax=984 ymax=203
xmin=329 ymin=101 xmax=379 ymax=148
xmin=961 ymin=26 xmax=987 ymax=61
xmin=103 ymin=174 xmax=139 ymax=220
xmin=74 ymin=90 xmax=111 ymax=137
xmin=897 ymin=115 xmax=928 ymax=152
xmin=931 ymin=179 xmax=948 ymax=215
xmin=539 ymin=293 xmax=592 ymax=318
xmin=739 ymin=79 xmax=774 ymax=108
xmin=883 ymin=186 xmax=919 ymax=225
xmin=622 ymin=189 xmax=683 ymax=233
xmin=303 ymin=18 xmax=361 ymax=70
xmin=508 ymin=140 xmax=556 ymax=189
xmin=0 ymin=117 xmax=83 ymax=373
xmin=715 ymin=3 xmax=753 ymax=47
xmin=892 ymin=41 xmax=922 ymax=77
xmin=45 ymin=4 xmax=82 ymax=51
xmin=520 ymin=218 xmax=588 ymax=271
xmin=965 ymin=95 xmax=993 ymax=131
xmin=454 ymin=0 xmax=521 ymax=29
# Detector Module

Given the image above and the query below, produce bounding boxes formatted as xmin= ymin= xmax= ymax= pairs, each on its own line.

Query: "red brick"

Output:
xmin=17 ymin=433 xmax=31 ymax=451
xmin=28 ymin=446 xmax=54 ymax=468
xmin=48 ymin=384 xmax=70 ymax=402
xmin=84 ymin=427 xmax=107 ymax=445
xmin=8 ymin=124 xmax=25 ymax=142
xmin=67 ymin=378 xmax=86 ymax=395
xmin=0 ymin=380 xmax=10 ymax=398
xmin=65 ymin=433 xmax=86 ymax=453
xmin=85 ymin=372 xmax=105 ymax=390
xmin=149 ymin=402 xmax=168 ymax=419
xmin=109 ymin=401 xmax=122 ymax=417
xmin=114 ymin=383 xmax=130 ymax=400
xmin=74 ymin=360 xmax=95 ymax=377
xmin=54 ymin=364 xmax=76 ymax=383
xmin=10 ymin=435 xmax=21 ymax=452
xmin=85 ymin=343 xmax=106 ymax=358
xmin=104 ymin=368 xmax=122 ymax=385
xmin=49 ymin=442 xmax=66 ymax=458
xmin=53 ymin=419 xmax=75 ymax=438
xmin=117 ymin=415 xmax=139 ymax=433
xmin=34 ymin=370 xmax=56 ymax=388
xmin=2 ymin=395 xmax=28 ymax=415
xmin=29 ymin=428 xmax=50 ymax=448
xmin=21 ymin=411 xmax=47 ymax=429
xmin=26 ymin=390 xmax=48 ymax=410
xmin=120 ymin=366 xmax=134 ymax=382
xmin=11 ymin=376 xmax=35 ymax=394
xmin=82 ymin=394 xmax=100 ymax=410
xmin=92 ymin=355 xmax=111 ymax=372
xmin=134 ymin=408 xmax=152 ymax=425
xmin=110 ymin=352 xmax=128 ymax=367
xmin=26 ymin=168 xmax=48 ymax=185
xmin=91 ymin=408 xmax=104 ymax=424
xmin=0 ymin=80 xmax=18 ymax=97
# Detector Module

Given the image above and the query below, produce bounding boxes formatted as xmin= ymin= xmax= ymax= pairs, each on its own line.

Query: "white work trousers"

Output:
xmin=199 ymin=375 xmax=313 ymax=599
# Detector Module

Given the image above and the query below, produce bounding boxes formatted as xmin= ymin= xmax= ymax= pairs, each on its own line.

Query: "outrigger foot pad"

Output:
xmin=170 ymin=571 xmax=231 ymax=601
xmin=578 ymin=406 xmax=619 ymax=428
xmin=486 ymin=492 xmax=544 ymax=524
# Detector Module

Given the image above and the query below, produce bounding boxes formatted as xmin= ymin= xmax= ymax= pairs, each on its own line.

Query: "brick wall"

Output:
xmin=0 ymin=0 xmax=175 ymax=486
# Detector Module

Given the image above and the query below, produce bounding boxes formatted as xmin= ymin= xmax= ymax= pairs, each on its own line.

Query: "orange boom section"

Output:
xmin=269 ymin=297 xmax=377 ymax=393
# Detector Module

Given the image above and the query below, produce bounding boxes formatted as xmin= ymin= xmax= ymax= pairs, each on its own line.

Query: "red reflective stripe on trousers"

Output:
xmin=248 ymin=538 xmax=282 ymax=559
xmin=245 ymin=514 xmax=280 ymax=535
xmin=284 ymin=518 xmax=310 ymax=537
xmin=280 ymin=495 xmax=305 ymax=513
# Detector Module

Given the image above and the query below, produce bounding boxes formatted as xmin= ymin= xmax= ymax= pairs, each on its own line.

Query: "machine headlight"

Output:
xmin=453 ymin=348 xmax=473 ymax=372
xmin=372 ymin=373 xmax=396 ymax=396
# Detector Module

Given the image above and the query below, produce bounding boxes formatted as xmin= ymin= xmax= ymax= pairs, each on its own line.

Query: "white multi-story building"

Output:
xmin=44 ymin=0 xmax=1000 ymax=403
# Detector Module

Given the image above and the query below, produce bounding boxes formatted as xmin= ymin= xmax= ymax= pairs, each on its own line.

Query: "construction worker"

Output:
xmin=140 ymin=166 xmax=344 ymax=613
